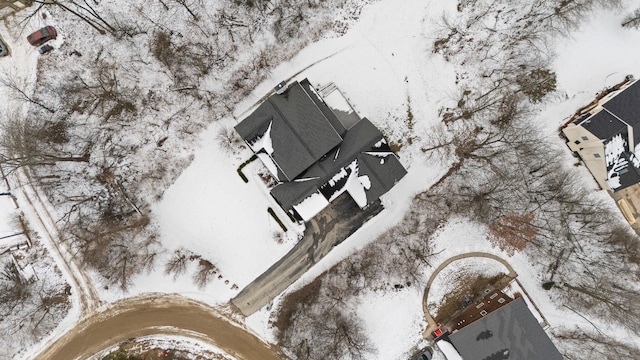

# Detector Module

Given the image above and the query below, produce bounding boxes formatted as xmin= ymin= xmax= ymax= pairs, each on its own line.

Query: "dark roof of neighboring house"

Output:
xmin=271 ymin=118 xmax=406 ymax=210
xmin=602 ymin=79 xmax=640 ymax=127
xmin=448 ymin=297 xmax=562 ymax=360
xmin=606 ymin=150 xmax=640 ymax=191
xmin=234 ymin=80 xmax=344 ymax=181
xmin=581 ymin=110 xmax=627 ymax=140
xmin=571 ymin=79 xmax=640 ymax=192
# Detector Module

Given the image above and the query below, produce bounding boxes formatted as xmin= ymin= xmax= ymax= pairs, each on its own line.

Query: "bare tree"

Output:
xmin=192 ymin=259 xmax=218 ymax=289
xmin=164 ymin=248 xmax=190 ymax=279
xmin=556 ymin=328 xmax=640 ymax=359
xmin=216 ymin=125 xmax=241 ymax=154
xmin=0 ymin=72 xmax=55 ymax=113
xmin=0 ymin=112 xmax=89 ymax=171
xmin=622 ymin=7 xmax=640 ymax=29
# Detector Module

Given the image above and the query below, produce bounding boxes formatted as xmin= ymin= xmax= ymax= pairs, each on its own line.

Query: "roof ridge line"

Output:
xmin=267 ymin=91 xmax=315 ymax=181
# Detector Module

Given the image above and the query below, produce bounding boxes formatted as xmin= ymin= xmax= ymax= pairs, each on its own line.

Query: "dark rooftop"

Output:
xmin=236 ymin=79 xmax=407 ymax=219
xmin=445 ymin=289 xmax=514 ymax=333
xmin=581 ymin=110 xmax=627 ymax=140
xmin=234 ymin=80 xmax=344 ymax=181
xmin=602 ymin=79 xmax=640 ymax=127
xmin=270 ymin=118 xmax=406 ymax=211
xmin=449 ymin=297 xmax=562 ymax=360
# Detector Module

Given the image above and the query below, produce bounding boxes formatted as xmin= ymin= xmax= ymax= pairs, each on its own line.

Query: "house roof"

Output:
xmin=234 ymin=80 xmax=344 ymax=181
xmin=236 ymin=79 xmax=407 ymax=220
xmin=581 ymin=110 xmax=627 ymax=140
xmin=601 ymin=79 xmax=640 ymax=127
xmin=570 ymin=79 xmax=640 ymax=192
xmin=271 ymin=118 xmax=406 ymax=211
xmin=448 ymin=297 xmax=562 ymax=360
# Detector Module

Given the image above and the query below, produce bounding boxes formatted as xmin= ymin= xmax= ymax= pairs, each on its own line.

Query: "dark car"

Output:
xmin=411 ymin=347 xmax=433 ymax=360
xmin=27 ymin=26 xmax=57 ymax=46
xmin=0 ymin=39 xmax=8 ymax=57
xmin=38 ymin=44 xmax=54 ymax=55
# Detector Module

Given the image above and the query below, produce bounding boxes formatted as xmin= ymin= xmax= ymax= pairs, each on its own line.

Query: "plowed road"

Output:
xmin=36 ymin=294 xmax=284 ymax=360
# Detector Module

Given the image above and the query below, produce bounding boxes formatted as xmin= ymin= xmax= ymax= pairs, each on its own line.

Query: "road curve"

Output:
xmin=421 ymin=252 xmax=518 ymax=337
xmin=35 ymin=293 xmax=285 ymax=360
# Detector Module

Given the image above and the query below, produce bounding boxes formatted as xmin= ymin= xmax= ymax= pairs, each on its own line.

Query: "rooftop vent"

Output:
xmin=274 ymin=81 xmax=288 ymax=95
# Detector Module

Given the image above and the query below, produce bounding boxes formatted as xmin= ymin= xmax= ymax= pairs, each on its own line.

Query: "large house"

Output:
xmin=234 ymin=79 xmax=407 ymax=222
xmin=561 ymin=75 xmax=640 ymax=193
xmin=436 ymin=293 xmax=562 ymax=360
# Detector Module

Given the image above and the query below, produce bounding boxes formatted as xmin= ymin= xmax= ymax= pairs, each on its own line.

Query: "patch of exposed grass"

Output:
xmin=434 ymin=272 xmax=505 ymax=324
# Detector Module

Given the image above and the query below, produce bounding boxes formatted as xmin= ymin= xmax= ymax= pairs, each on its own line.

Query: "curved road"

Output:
xmin=36 ymin=293 xmax=284 ymax=360
xmin=421 ymin=252 xmax=517 ymax=337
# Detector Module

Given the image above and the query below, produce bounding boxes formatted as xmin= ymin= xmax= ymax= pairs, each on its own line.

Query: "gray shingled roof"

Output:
xmin=270 ymin=118 xmax=405 ymax=211
xmin=234 ymin=81 xmax=343 ymax=181
xmin=581 ymin=110 xmax=627 ymax=140
xmin=602 ymin=79 xmax=640 ymax=127
xmin=236 ymin=80 xmax=407 ymax=217
xmin=358 ymin=152 xmax=407 ymax=203
xmin=448 ymin=297 xmax=562 ymax=360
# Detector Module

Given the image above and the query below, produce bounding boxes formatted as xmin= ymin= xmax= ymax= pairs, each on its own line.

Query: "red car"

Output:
xmin=27 ymin=26 xmax=57 ymax=46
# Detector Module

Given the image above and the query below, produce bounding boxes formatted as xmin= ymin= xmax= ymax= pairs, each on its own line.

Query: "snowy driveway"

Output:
xmin=232 ymin=193 xmax=383 ymax=316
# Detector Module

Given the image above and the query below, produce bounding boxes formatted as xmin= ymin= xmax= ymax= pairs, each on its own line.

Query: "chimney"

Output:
xmin=274 ymin=81 xmax=288 ymax=95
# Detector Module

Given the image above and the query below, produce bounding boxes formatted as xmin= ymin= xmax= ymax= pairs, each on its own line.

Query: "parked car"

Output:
xmin=38 ymin=44 xmax=54 ymax=55
xmin=411 ymin=347 xmax=433 ymax=360
xmin=27 ymin=26 xmax=57 ymax=46
xmin=0 ymin=39 xmax=8 ymax=57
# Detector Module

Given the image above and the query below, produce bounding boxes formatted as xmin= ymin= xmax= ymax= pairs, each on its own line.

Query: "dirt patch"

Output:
xmin=36 ymin=294 xmax=283 ymax=360
xmin=272 ymin=275 xmax=323 ymax=337
xmin=433 ymin=272 xmax=506 ymax=324
xmin=104 ymin=341 xmax=232 ymax=360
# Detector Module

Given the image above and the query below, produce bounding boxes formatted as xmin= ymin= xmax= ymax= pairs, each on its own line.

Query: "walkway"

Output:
xmin=421 ymin=252 xmax=517 ymax=337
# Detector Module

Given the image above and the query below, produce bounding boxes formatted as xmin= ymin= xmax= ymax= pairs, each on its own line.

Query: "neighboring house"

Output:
xmin=0 ymin=0 xmax=32 ymax=19
xmin=436 ymin=296 xmax=562 ymax=360
xmin=561 ymin=75 xmax=640 ymax=192
xmin=234 ymin=79 xmax=407 ymax=222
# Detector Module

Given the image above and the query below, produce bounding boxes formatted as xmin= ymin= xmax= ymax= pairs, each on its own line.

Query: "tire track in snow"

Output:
xmin=14 ymin=168 xmax=102 ymax=315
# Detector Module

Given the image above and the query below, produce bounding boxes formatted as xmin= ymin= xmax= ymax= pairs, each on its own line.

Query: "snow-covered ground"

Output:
xmin=129 ymin=0 xmax=457 ymax=307
xmin=2 ymin=0 xmax=640 ymax=359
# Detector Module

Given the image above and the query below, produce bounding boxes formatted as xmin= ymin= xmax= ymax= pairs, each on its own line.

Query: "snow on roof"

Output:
xmin=436 ymin=340 xmax=463 ymax=360
xmin=249 ymin=121 xmax=274 ymax=155
xmin=328 ymin=166 xmax=349 ymax=188
xmin=323 ymin=89 xmax=354 ymax=114
xmin=604 ymin=133 xmax=625 ymax=168
xmin=604 ymin=133 xmax=630 ymax=191
xmin=501 ymin=280 xmax=546 ymax=325
xmin=358 ymin=175 xmax=371 ymax=190
xmin=373 ymin=139 xmax=387 ymax=148
xmin=364 ymin=151 xmax=394 ymax=157
xmin=344 ymin=167 xmax=367 ymax=208
xmin=256 ymin=153 xmax=279 ymax=181
xmin=326 ymin=160 xmax=371 ymax=208
xmin=293 ymin=191 xmax=330 ymax=222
